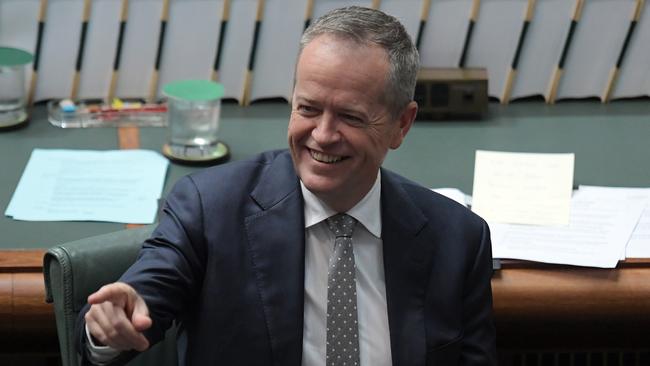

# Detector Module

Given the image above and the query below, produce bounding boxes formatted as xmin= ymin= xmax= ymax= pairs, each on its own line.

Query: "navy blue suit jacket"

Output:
xmin=78 ymin=149 xmax=496 ymax=365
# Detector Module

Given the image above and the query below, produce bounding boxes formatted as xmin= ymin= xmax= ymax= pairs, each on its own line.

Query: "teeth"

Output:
xmin=310 ymin=150 xmax=343 ymax=163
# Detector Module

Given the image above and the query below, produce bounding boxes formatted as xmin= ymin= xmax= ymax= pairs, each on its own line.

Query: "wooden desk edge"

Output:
xmin=499 ymin=258 xmax=650 ymax=269
xmin=0 ymin=249 xmax=47 ymax=272
xmin=1 ymin=249 xmax=650 ymax=348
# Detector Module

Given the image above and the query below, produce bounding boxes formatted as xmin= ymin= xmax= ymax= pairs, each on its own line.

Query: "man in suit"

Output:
xmin=78 ymin=6 xmax=496 ymax=366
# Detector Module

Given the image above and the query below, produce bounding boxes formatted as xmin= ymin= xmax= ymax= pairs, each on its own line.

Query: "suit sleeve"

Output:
xmin=460 ymin=220 xmax=497 ymax=365
xmin=75 ymin=175 xmax=208 ymax=364
xmin=122 ymin=175 xmax=208 ymax=341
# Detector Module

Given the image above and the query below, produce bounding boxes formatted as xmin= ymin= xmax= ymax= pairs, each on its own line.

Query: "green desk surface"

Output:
xmin=1 ymin=100 xmax=649 ymax=249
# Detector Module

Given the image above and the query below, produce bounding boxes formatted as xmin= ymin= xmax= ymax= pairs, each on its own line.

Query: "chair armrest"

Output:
xmin=43 ymin=225 xmax=155 ymax=366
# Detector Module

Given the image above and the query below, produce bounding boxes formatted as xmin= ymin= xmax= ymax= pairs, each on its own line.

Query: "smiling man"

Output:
xmin=77 ymin=6 xmax=496 ymax=366
xmin=289 ymin=30 xmax=415 ymax=213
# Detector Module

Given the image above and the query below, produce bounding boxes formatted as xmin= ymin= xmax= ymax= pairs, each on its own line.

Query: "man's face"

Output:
xmin=288 ymin=35 xmax=415 ymax=212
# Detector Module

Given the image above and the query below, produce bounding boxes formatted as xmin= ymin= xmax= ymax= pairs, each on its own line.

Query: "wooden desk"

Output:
xmin=0 ymin=250 xmax=55 ymax=353
xmin=3 ymin=251 xmax=650 ymax=352
xmin=2 ymin=101 xmax=650 ymax=356
xmin=493 ymin=261 xmax=650 ymax=348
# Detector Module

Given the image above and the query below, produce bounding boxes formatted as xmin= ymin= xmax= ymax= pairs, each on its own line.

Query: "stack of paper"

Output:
xmin=576 ymin=186 xmax=650 ymax=259
xmin=489 ymin=192 xmax=645 ymax=268
xmin=470 ymin=150 xmax=646 ymax=268
xmin=5 ymin=149 xmax=169 ymax=224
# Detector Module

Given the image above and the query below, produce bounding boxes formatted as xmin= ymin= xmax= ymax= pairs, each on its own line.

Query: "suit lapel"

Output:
xmin=242 ymin=155 xmax=436 ymax=366
xmin=245 ymin=152 xmax=305 ymax=366
xmin=381 ymin=170 xmax=434 ymax=366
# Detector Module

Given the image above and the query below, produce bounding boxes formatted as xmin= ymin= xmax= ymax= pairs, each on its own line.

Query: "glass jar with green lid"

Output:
xmin=0 ymin=47 xmax=33 ymax=128
xmin=161 ymin=79 xmax=229 ymax=164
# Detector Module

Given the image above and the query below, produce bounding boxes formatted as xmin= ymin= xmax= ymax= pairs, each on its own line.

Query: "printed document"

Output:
xmin=576 ymin=186 xmax=650 ymax=259
xmin=490 ymin=191 xmax=645 ymax=268
xmin=472 ymin=150 xmax=574 ymax=226
xmin=5 ymin=149 xmax=169 ymax=224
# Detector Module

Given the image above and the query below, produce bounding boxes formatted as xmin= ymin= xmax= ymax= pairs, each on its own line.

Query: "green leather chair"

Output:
xmin=43 ymin=226 xmax=179 ymax=366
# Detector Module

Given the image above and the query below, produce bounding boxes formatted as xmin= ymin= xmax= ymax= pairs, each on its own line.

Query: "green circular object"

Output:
xmin=162 ymin=79 xmax=224 ymax=101
xmin=0 ymin=47 xmax=33 ymax=66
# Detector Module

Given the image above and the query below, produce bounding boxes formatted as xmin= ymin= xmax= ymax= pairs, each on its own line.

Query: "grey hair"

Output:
xmin=299 ymin=6 xmax=419 ymax=117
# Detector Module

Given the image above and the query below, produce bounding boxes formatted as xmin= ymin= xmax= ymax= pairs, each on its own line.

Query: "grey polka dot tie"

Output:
xmin=325 ymin=214 xmax=360 ymax=366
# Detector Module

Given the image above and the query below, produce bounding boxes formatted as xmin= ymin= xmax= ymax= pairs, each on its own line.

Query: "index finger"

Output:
xmin=88 ymin=282 xmax=135 ymax=305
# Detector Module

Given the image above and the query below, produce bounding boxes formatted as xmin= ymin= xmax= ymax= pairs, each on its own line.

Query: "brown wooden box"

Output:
xmin=414 ymin=68 xmax=488 ymax=120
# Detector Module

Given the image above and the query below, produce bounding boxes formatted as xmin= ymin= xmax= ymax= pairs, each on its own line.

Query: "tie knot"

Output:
xmin=326 ymin=213 xmax=356 ymax=238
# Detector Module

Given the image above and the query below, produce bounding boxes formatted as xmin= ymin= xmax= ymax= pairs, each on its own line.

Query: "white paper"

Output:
xmin=490 ymin=192 xmax=645 ymax=268
xmin=577 ymin=185 xmax=650 ymax=259
xmin=471 ymin=150 xmax=574 ymax=226
xmin=5 ymin=149 xmax=168 ymax=224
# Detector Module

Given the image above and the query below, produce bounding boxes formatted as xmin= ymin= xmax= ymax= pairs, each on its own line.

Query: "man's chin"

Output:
xmin=300 ymin=175 xmax=342 ymax=196
xmin=302 ymin=181 xmax=338 ymax=196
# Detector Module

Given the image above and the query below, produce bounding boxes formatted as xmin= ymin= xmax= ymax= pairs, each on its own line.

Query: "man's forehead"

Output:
xmin=293 ymin=34 xmax=390 ymax=107
xmin=296 ymin=36 xmax=389 ymax=79
xmin=301 ymin=34 xmax=386 ymax=60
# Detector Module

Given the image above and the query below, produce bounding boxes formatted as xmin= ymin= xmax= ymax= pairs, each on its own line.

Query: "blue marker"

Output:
xmin=60 ymin=99 xmax=77 ymax=113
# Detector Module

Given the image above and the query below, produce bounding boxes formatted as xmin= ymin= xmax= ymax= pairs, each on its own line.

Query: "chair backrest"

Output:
xmin=43 ymin=226 xmax=178 ymax=366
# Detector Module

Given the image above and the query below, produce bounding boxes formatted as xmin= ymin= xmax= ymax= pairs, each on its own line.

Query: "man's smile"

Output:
xmin=309 ymin=148 xmax=349 ymax=164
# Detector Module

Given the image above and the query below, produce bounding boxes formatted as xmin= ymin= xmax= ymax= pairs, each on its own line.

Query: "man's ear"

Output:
xmin=389 ymin=101 xmax=418 ymax=149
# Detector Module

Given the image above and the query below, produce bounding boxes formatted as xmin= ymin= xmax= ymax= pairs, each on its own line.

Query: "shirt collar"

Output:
xmin=300 ymin=172 xmax=382 ymax=238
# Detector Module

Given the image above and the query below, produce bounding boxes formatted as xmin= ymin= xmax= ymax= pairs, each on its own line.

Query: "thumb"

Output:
xmin=131 ymin=295 xmax=152 ymax=332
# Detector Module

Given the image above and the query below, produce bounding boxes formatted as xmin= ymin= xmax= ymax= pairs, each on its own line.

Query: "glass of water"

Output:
xmin=162 ymin=80 xmax=229 ymax=164
xmin=0 ymin=47 xmax=33 ymax=129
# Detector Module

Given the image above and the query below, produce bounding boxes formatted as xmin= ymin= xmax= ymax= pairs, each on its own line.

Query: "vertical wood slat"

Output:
xmin=117 ymin=126 xmax=144 ymax=230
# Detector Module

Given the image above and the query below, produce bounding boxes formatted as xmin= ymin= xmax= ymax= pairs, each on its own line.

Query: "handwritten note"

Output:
xmin=471 ymin=150 xmax=575 ymax=226
xmin=5 ymin=149 xmax=169 ymax=224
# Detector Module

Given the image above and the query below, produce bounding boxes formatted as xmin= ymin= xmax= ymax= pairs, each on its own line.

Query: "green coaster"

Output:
xmin=0 ymin=47 xmax=33 ymax=66
xmin=162 ymin=80 xmax=224 ymax=101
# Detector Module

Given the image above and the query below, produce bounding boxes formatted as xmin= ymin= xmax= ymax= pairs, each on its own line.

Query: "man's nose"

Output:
xmin=312 ymin=112 xmax=341 ymax=145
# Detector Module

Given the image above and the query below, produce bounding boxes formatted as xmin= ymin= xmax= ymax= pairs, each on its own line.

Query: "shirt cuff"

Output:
xmin=85 ymin=324 xmax=121 ymax=365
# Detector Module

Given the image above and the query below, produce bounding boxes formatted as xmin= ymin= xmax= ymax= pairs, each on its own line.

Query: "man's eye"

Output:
xmin=342 ymin=114 xmax=363 ymax=124
xmin=298 ymin=105 xmax=318 ymax=114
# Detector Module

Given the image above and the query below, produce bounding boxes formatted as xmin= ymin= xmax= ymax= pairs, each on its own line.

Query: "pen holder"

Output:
xmin=161 ymin=80 xmax=229 ymax=164
xmin=0 ymin=47 xmax=33 ymax=129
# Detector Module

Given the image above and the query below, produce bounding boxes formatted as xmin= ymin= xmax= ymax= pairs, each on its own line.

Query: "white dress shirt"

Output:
xmin=301 ymin=174 xmax=392 ymax=366
xmin=88 ymin=175 xmax=392 ymax=365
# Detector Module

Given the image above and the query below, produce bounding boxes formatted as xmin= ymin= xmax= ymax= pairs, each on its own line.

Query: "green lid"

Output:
xmin=163 ymin=79 xmax=224 ymax=101
xmin=0 ymin=47 xmax=33 ymax=66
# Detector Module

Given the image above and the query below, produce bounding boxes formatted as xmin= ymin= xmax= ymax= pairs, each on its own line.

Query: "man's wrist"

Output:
xmin=85 ymin=324 xmax=121 ymax=364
